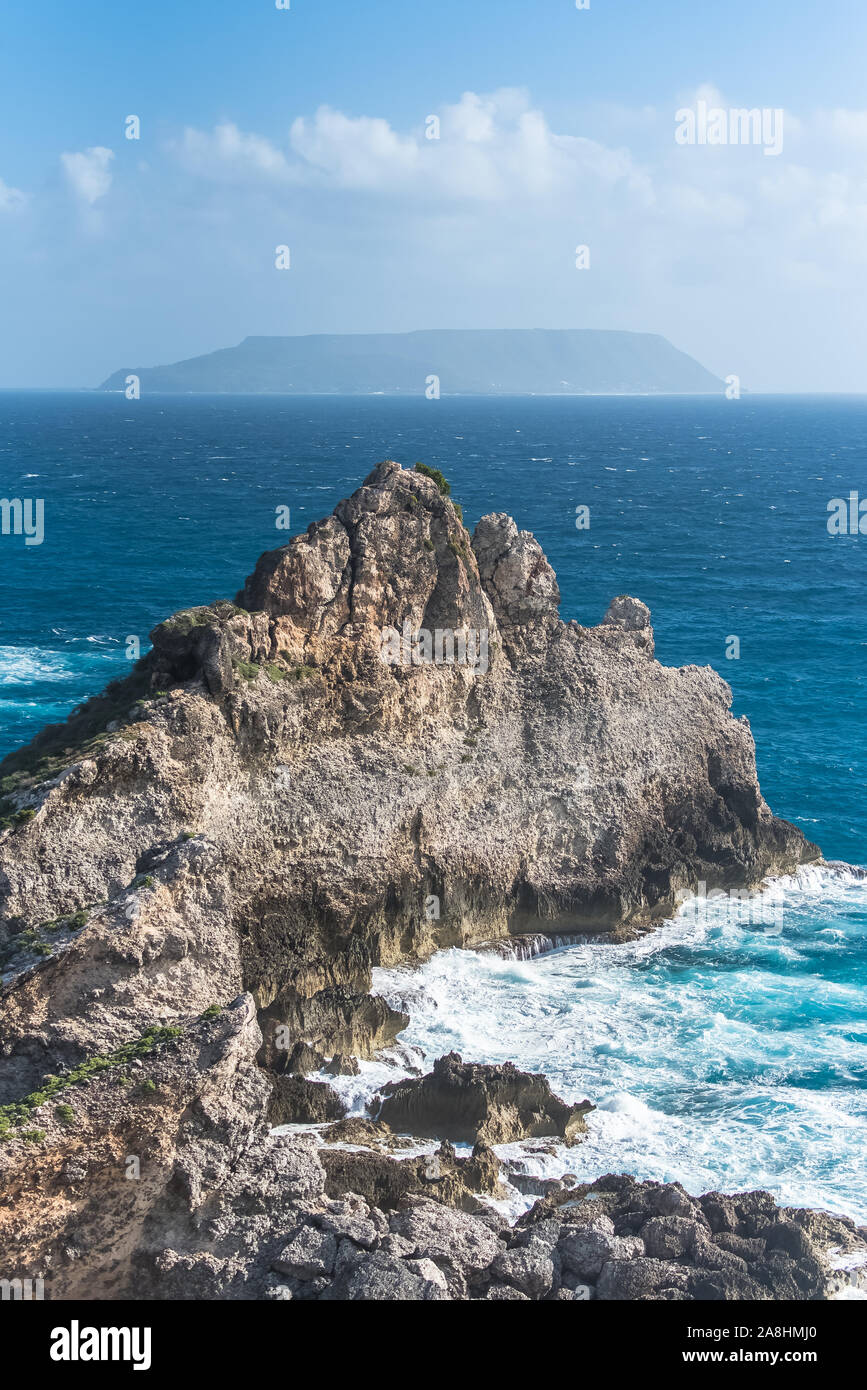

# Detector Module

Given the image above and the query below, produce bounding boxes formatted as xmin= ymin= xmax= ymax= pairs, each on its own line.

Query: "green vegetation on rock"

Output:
xmin=414 ymin=462 xmax=451 ymax=497
xmin=0 ymin=1025 xmax=184 ymax=1140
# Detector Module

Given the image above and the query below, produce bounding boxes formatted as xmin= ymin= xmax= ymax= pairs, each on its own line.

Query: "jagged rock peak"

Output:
xmin=603 ymin=594 xmax=655 ymax=657
xmin=142 ymin=462 xmax=650 ymax=691
xmin=235 ymin=459 xmax=496 ymax=666
xmin=231 ymin=460 xmax=575 ymax=672
xmin=0 ymin=457 xmax=816 ymax=1110
xmin=472 ymin=513 xmax=561 ymax=629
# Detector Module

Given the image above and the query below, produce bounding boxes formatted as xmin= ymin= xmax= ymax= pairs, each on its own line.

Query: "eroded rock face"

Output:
xmin=0 ymin=461 xmax=825 ymax=1300
xmin=0 ymin=996 xmax=278 ymax=1299
xmin=0 ymin=462 xmax=814 ymax=1096
xmin=473 ymin=513 xmax=561 ymax=630
xmin=603 ymin=594 xmax=654 ymax=657
xmin=378 ymin=1052 xmax=593 ymax=1146
xmin=319 ymin=1137 xmax=507 ymax=1215
xmin=0 ymin=999 xmax=862 ymax=1301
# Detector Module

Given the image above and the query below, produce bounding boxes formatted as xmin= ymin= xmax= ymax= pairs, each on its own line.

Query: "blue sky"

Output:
xmin=1 ymin=0 xmax=866 ymax=389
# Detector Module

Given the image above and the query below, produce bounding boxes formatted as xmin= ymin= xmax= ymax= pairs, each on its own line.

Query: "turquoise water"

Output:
xmin=371 ymin=864 xmax=867 ymax=1223
xmin=1 ymin=391 xmax=865 ymax=1216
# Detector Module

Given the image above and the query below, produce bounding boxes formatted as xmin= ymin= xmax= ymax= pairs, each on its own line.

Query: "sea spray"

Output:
xmin=366 ymin=865 xmax=867 ymax=1223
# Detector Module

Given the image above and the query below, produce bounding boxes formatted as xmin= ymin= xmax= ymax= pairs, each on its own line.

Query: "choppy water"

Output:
xmin=1 ymin=391 xmax=865 ymax=858
xmin=365 ymin=865 xmax=867 ymax=1223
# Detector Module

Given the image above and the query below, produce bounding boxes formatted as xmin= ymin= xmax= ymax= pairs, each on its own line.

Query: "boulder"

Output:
xmin=387 ymin=1199 xmax=503 ymax=1295
xmin=559 ymin=1227 xmax=644 ymax=1282
xmin=641 ymin=1215 xmax=700 ymax=1261
xmin=379 ymin=1052 xmax=593 ymax=1146
xmin=491 ymin=1247 xmax=556 ymax=1300
xmin=321 ymin=1251 xmax=449 ymax=1302
xmin=269 ymin=1075 xmax=347 ymax=1125
xmin=272 ymin=1227 xmax=337 ymax=1280
xmin=597 ymin=1258 xmax=689 ymax=1301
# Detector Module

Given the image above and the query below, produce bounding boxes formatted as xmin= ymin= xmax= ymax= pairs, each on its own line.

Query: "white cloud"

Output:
xmin=162 ymin=85 xmax=867 ymax=307
xmin=175 ymin=123 xmax=294 ymax=183
xmin=61 ymin=146 xmax=114 ymax=204
xmin=814 ymin=108 xmax=867 ymax=146
xmin=174 ymin=89 xmax=650 ymax=205
xmin=0 ymin=177 xmax=27 ymax=213
xmin=162 ymin=86 xmax=867 ymax=284
xmin=289 ymin=107 xmax=420 ymax=189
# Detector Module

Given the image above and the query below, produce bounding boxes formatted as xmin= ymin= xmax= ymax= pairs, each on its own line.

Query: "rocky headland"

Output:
xmin=2 ymin=459 xmax=855 ymax=1302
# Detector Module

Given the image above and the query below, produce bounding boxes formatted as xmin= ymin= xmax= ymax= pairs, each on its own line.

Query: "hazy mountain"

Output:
xmin=100 ymin=329 xmax=723 ymax=396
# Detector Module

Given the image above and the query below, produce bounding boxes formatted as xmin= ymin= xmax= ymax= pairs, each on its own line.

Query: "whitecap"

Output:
xmin=369 ymin=861 xmax=867 ymax=1223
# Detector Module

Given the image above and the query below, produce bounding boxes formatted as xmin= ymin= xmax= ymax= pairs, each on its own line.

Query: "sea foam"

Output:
xmin=366 ymin=864 xmax=867 ymax=1222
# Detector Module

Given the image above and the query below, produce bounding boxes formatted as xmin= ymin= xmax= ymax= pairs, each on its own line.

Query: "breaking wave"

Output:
xmin=363 ymin=864 xmax=867 ymax=1223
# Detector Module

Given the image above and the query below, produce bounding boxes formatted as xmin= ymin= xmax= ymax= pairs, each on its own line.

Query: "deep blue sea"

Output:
xmin=2 ymin=391 xmax=866 ymax=1219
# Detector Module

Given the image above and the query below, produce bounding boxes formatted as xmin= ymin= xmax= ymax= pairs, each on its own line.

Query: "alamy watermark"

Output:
xmin=380 ymin=622 xmax=489 ymax=675
xmin=827 ymin=492 xmax=867 ymax=535
xmin=1 ymin=1276 xmax=44 ymax=1300
xmin=50 ymin=1322 xmax=152 ymax=1371
xmin=682 ymin=881 xmax=784 ymax=934
xmin=1 ymin=498 xmax=44 ymax=546
xmin=675 ymin=100 xmax=784 ymax=157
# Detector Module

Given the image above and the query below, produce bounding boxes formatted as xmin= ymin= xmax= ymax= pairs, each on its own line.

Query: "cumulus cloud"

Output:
xmin=289 ymin=107 xmax=420 ymax=189
xmin=161 ymin=83 xmax=867 ymax=306
xmin=174 ymin=123 xmax=295 ymax=183
xmin=813 ymin=108 xmax=867 ymax=146
xmin=174 ymin=88 xmax=650 ymax=204
xmin=160 ymin=85 xmax=867 ymax=279
xmin=0 ymin=177 xmax=27 ymax=212
xmin=61 ymin=146 xmax=114 ymax=204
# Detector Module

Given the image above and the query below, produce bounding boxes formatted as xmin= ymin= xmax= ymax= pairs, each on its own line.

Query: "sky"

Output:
xmin=1 ymin=0 xmax=866 ymax=390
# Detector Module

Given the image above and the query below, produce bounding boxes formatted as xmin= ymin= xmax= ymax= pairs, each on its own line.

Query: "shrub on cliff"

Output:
xmin=414 ymin=462 xmax=451 ymax=497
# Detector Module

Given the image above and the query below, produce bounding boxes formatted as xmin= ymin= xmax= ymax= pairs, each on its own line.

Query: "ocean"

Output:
xmin=2 ymin=390 xmax=865 ymax=1219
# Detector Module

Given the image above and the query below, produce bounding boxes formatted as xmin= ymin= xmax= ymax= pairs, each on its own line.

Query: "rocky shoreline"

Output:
xmin=1 ymin=997 xmax=864 ymax=1301
xmin=0 ymin=459 xmax=847 ymax=1301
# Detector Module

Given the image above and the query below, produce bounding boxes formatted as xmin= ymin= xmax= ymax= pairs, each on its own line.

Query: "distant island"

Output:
xmin=99 ymin=328 xmax=723 ymax=396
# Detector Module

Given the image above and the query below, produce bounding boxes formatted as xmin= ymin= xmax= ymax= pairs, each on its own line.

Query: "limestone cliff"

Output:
xmin=0 ymin=460 xmax=836 ymax=1302
xmin=0 ymin=460 xmax=814 ymax=1101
